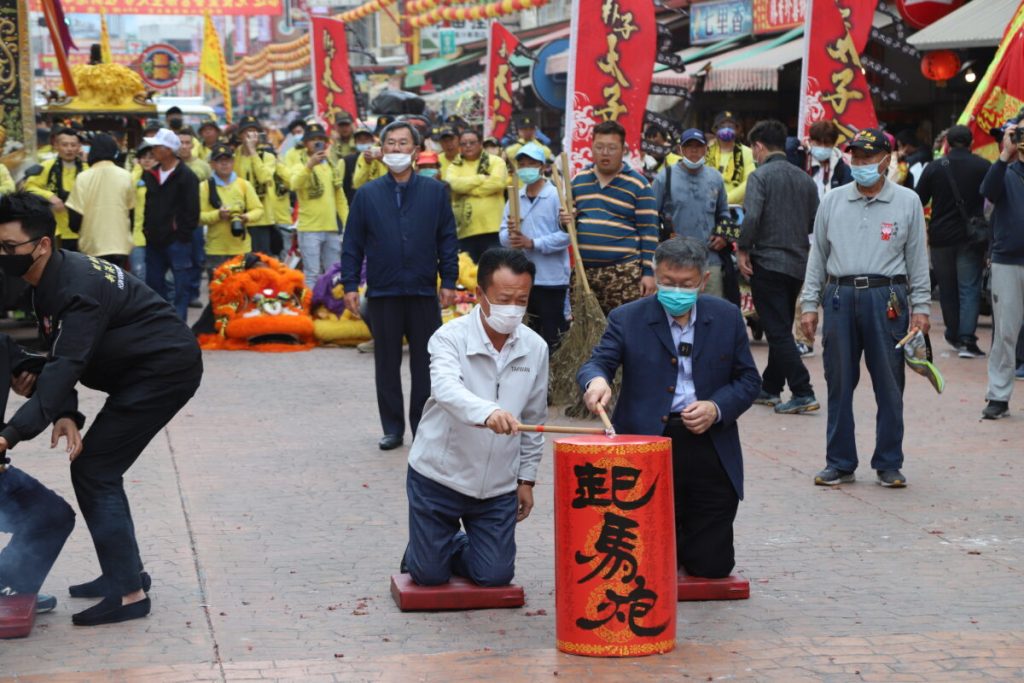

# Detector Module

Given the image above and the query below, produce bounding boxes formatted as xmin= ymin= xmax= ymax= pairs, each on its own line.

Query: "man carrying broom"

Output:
xmin=562 ymin=121 xmax=660 ymax=315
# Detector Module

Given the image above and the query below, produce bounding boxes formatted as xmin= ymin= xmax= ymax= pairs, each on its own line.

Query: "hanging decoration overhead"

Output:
xmin=919 ymin=49 xmax=960 ymax=82
xmin=226 ymin=34 xmax=310 ymax=86
xmin=407 ymin=0 xmax=551 ymax=29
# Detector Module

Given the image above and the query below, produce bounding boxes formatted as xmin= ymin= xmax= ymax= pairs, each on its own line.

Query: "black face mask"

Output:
xmin=0 ymin=254 xmax=36 ymax=277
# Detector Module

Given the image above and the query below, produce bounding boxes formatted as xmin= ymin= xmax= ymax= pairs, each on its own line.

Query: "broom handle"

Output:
xmin=553 ymin=157 xmax=592 ymax=295
xmin=519 ymin=424 xmax=607 ymax=435
xmin=509 ymin=170 xmax=521 ymax=235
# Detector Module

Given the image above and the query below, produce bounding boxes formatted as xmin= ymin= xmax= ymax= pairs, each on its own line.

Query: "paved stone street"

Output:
xmin=2 ymin=312 xmax=1023 ymax=682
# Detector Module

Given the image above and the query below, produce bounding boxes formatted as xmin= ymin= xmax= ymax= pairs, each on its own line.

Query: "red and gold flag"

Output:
xmin=797 ymin=0 xmax=879 ymax=142
xmin=563 ymin=0 xmax=657 ymax=173
xmin=311 ymin=17 xmax=358 ymax=130
xmin=958 ymin=1 xmax=1024 ymax=160
xmin=484 ymin=22 xmax=519 ymax=140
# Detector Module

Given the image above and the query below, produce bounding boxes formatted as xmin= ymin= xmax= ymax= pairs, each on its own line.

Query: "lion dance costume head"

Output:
xmin=197 ymin=253 xmax=315 ymax=352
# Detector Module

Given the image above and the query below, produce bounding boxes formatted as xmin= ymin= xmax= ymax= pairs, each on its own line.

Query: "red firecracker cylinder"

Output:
xmin=554 ymin=434 xmax=676 ymax=657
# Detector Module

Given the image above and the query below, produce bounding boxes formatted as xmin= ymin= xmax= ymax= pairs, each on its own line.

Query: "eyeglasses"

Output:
xmin=0 ymin=237 xmax=40 ymax=255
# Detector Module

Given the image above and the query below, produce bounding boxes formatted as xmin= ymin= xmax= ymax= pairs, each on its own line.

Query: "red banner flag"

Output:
xmin=563 ymin=0 xmax=657 ymax=173
xmin=798 ymin=0 xmax=879 ymax=142
xmin=311 ymin=17 xmax=358 ymax=131
xmin=958 ymin=1 xmax=1024 ymax=160
xmin=484 ymin=22 xmax=520 ymax=140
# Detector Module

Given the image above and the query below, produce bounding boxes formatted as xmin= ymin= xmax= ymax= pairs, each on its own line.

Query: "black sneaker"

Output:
xmin=876 ymin=469 xmax=907 ymax=488
xmin=754 ymin=390 xmax=781 ymax=406
xmin=982 ymin=400 xmax=1009 ymax=420
xmin=814 ymin=467 xmax=855 ymax=486
xmin=796 ymin=342 xmax=815 ymax=358
xmin=958 ymin=342 xmax=986 ymax=359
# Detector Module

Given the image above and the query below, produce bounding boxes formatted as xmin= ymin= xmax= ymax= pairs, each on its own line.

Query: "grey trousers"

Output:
xmin=986 ymin=263 xmax=1024 ymax=403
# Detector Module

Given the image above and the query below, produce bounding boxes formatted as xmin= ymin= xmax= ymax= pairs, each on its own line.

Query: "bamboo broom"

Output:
xmin=548 ymin=155 xmax=609 ymax=418
xmin=509 ymin=170 xmax=521 ymax=236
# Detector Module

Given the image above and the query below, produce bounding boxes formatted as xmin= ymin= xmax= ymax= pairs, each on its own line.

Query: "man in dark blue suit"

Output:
xmin=578 ymin=237 xmax=761 ymax=578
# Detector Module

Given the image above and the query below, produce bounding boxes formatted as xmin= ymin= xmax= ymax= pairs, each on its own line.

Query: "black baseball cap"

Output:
xmin=198 ymin=117 xmax=220 ymax=132
xmin=847 ymin=127 xmax=892 ymax=154
xmin=237 ymin=115 xmax=262 ymax=133
xmin=335 ymin=111 xmax=354 ymax=125
xmin=303 ymin=123 xmax=328 ymax=141
xmin=209 ymin=143 xmax=234 ymax=160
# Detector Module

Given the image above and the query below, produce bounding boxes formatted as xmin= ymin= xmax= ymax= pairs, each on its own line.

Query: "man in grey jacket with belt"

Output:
xmin=404 ymin=248 xmax=549 ymax=587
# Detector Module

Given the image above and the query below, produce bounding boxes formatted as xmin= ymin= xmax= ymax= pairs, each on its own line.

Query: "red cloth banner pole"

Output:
xmin=554 ymin=434 xmax=676 ymax=657
xmin=39 ymin=0 xmax=78 ymax=96
xmin=485 ymin=22 xmax=519 ymax=140
xmin=563 ymin=0 xmax=657 ymax=174
xmin=311 ymin=17 xmax=359 ymax=133
xmin=797 ymin=0 xmax=879 ymax=141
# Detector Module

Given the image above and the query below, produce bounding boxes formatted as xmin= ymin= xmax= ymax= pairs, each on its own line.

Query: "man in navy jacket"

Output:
xmin=578 ymin=237 xmax=760 ymax=578
xmin=342 ymin=122 xmax=460 ymax=450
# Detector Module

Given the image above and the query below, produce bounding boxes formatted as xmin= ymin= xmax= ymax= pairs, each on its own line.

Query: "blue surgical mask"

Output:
xmin=419 ymin=168 xmax=439 ymax=179
xmin=657 ymin=284 xmax=699 ymax=317
xmin=850 ymin=161 xmax=883 ymax=187
xmin=717 ymin=127 xmax=736 ymax=142
xmin=681 ymin=157 xmax=705 ymax=170
xmin=809 ymin=146 xmax=833 ymax=162
xmin=356 ymin=143 xmax=372 ymax=153
xmin=517 ymin=167 xmax=541 ymax=185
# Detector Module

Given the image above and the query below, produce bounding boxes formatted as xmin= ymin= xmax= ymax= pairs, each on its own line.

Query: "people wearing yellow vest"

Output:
xmin=235 ymin=116 xmax=281 ymax=256
xmin=0 ymin=164 xmax=13 ymax=195
xmin=200 ymin=143 xmax=265 ymax=280
xmin=129 ymin=146 xmax=155 ymax=280
xmin=65 ymin=133 xmax=135 ymax=267
xmin=505 ymin=116 xmax=553 ymax=170
xmin=196 ymin=118 xmax=221 ymax=161
xmin=263 ymin=144 xmax=295 ymax=228
xmin=706 ymin=110 xmax=756 ymax=205
xmin=437 ymin=127 xmax=460 ymax=177
xmin=289 ymin=123 xmax=349 ymax=288
xmin=331 ymin=111 xmax=358 ymax=163
xmin=353 ymin=150 xmax=388 ymax=189
xmin=25 ymin=127 xmax=86 ymax=250
xmin=445 ymin=129 xmax=508 ymax=261
xmin=177 ymin=129 xmax=212 ymax=182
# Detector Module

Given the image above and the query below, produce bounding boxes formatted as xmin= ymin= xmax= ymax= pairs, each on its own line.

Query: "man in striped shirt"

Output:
xmin=568 ymin=120 xmax=659 ymax=314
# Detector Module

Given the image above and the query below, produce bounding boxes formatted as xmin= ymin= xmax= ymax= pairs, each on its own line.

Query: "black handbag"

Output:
xmin=939 ymin=159 xmax=989 ymax=247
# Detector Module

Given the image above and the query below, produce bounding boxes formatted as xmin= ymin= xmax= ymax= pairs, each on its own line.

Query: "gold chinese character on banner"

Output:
xmin=491 ymin=41 xmax=512 ymax=127
xmin=821 ymin=67 xmax=864 ymax=115
xmin=320 ymin=30 xmax=347 ymax=122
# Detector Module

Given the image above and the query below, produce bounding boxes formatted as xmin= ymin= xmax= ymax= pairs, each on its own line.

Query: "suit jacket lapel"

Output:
xmin=645 ymin=298 xmax=677 ymax=357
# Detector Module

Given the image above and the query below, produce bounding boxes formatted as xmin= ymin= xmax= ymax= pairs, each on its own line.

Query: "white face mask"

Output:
xmin=482 ymin=294 xmax=526 ymax=334
xmin=383 ymin=153 xmax=413 ymax=173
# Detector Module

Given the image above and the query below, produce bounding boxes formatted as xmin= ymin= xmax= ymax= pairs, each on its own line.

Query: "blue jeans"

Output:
xmin=405 ymin=466 xmax=517 ymax=587
xmin=145 ymin=239 xmax=194 ymax=320
xmin=130 ymin=247 xmax=146 ymax=281
xmin=931 ymin=243 xmax=984 ymax=344
xmin=0 ymin=466 xmax=76 ymax=594
xmin=822 ymin=282 xmax=908 ymax=473
xmin=189 ymin=227 xmax=205 ymax=302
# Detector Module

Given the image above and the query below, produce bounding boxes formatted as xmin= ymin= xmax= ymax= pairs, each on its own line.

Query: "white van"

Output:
xmin=154 ymin=97 xmax=218 ymax=126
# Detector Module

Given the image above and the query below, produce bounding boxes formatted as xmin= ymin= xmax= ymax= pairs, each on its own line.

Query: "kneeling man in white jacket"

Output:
xmin=405 ymin=247 xmax=548 ymax=587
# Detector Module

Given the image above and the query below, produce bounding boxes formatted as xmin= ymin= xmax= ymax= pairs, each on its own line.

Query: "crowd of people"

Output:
xmin=2 ymin=102 xmax=1023 ymax=627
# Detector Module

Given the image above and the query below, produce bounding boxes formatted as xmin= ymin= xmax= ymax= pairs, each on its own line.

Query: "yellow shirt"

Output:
xmin=132 ymin=166 xmax=147 ymax=247
xmin=0 ymin=164 xmax=14 ymax=194
xmin=235 ymin=149 xmax=278 ymax=226
xmin=439 ymin=153 xmax=459 ymax=178
xmin=445 ymin=153 xmax=508 ymax=239
xmin=184 ymin=157 xmax=212 ymax=182
xmin=706 ymin=141 xmax=756 ymax=205
xmin=25 ymin=158 xmax=87 ymax=240
xmin=290 ymin=159 xmax=349 ymax=233
xmin=505 ymin=139 xmax=554 ymax=169
xmin=199 ymin=175 xmax=264 ymax=255
xmin=65 ymin=160 xmax=135 ymax=257
xmin=353 ymin=155 xmax=388 ymax=189
xmin=268 ymin=162 xmax=294 ymax=225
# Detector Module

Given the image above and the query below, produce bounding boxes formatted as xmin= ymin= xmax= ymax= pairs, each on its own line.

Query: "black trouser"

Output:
xmin=70 ymin=365 xmax=202 ymax=597
xmin=931 ymin=242 xmax=984 ymax=345
xmin=750 ymin=264 xmax=814 ymax=397
xmin=248 ymin=225 xmax=274 ymax=257
xmin=368 ymin=296 xmax=441 ymax=439
xmin=458 ymin=233 xmax=500 ymax=263
xmin=98 ymin=254 xmax=130 ymax=270
xmin=527 ymin=285 xmax=569 ymax=351
xmin=665 ymin=419 xmax=738 ymax=579
xmin=0 ymin=466 xmax=75 ymax=594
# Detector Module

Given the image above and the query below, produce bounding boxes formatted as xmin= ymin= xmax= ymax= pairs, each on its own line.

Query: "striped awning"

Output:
xmin=908 ymin=0 xmax=1020 ymax=50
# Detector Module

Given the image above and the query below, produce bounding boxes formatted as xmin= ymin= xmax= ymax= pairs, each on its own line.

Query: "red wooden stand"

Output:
xmin=0 ymin=594 xmax=37 ymax=639
xmin=677 ymin=572 xmax=750 ymax=601
xmin=390 ymin=574 xmax=525 ymax=611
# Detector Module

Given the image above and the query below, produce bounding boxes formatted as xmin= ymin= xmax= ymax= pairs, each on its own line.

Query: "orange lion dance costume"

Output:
xmin=197 ymin=254 xmax=315 ymax=352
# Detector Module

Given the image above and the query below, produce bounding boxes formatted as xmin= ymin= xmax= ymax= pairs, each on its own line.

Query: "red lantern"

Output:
xmin=920 ymin=50 xmax=960 ymax=82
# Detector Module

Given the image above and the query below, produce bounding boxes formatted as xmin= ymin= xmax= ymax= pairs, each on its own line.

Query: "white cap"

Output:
xmin=142 ymin=128 xmax=181 ymax=152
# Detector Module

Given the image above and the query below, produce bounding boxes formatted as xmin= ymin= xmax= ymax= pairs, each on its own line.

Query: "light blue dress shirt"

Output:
xmin=666 ymin=303 xmax=698 ymax=412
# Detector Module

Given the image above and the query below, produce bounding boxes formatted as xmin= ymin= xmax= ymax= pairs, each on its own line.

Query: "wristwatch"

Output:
xmin=517 ymin=479 xmax=535 ymax=487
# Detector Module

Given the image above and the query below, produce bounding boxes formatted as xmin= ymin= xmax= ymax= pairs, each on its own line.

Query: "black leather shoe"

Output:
xmin=70 ymin=571 xmax=151 ymax=599
xmin=36 ymin=594 xmax=57 ymax=614
xmin=72 ymin=596 xmax=151 ymax=626
xmin=188 ymin=299 xmax=204 ymax=309
xmin=378 ymin=434 xmax=404 ymax=451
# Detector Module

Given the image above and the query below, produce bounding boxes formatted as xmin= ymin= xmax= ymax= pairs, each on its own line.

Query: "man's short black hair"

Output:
xmin=53 ymin=126 xmax=80 ymax=141
xmin=896 ymin=130 xmax=921 ymax=148
xmin=0 ymin=192 xmax=57 ymax=241
xmin=644 ymin=123 xmax=668 ymax=140
xmin=477 ymin=247 xmax=536 ymax=291
xmin=747 ymin=119 xmax=788 ymax=151
xmin=459 ymin=128 xmax=483 ymax=143
xmin=593 ymin=120 xmax=626 ymax=144
xmin=945 ymin=125 xmax=972 ymax=148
